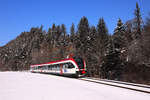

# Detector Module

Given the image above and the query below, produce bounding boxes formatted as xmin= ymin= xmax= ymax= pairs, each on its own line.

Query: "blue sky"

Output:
xmin=0 ymin=0 xmax=150 ymax=46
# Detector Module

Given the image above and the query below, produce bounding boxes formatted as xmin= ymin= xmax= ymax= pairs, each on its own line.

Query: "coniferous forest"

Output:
xmin=0 ymin=3 xmax=150 ymax=85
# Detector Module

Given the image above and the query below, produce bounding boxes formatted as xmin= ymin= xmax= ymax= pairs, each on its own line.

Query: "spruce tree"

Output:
xmin=56 ymin=25 xmax=61 ymax=41
xmin=96 ymin=18 xmax=109 ymax=59
xmin=88 ymin=26 xmax=99 ymax=76
xmin=77 ymin=16 xmax=90 ymax=54
xmin=51 ymin=24 xmax=56 ymax=45
xmin=52 ymin=23 xmax=56 ymax=32
xmin=60 ymin=24 xmax=67 ymax=46
xmin=78 ymin=16 xmax=90 ymax=41
xmin=134 ymin=2 xmax=142 ymax=39
xmin=70 ymin=23 xmax=75 ymax=42
xmin=101 ymin=37 xmax=123 ymax=80
xmin=97 ymin=18 xmax=108 ymax=39
xmin=70 ymin=23 xmax=75 ymax=36
xmin=61 ymin=24 xmax=67 ymax=38
xmin=47 ymin=28 xmax=52 ymax=43
xmin=106 ymin=18 xmax=126 ymax=80
xmin=113 ymin=18 xmax=126 ymax=49
xmin=90 ymin=26 xmax=97 ymax=43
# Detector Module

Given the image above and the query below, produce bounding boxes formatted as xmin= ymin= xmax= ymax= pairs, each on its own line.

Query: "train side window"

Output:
xmin=45 ymin=66 xmax=48 ymax=70
xmin=51 ymin=65 xmax=53 ymax=70
xmin=57 ymin=64 xmax=60 ymax=70
xmin=54 ymin=65 xmax=57 ymax=70
xmin=53 ymin=65 xmax=54 ymax=69
xmin=41 ymin=66 xmax=43 ymax=70
xmin=68 ymin=63 xmax=74 ymax=68
xmin=44 ymin=65 xmax=48 ymax=70
xmin=54 ymin=65 xmax=56 ymax=70
xmin=48 ymin=65 xmax=51 ymax=70
xmin=65 ymin=63 xmax=69 ymax=68
xmin=55 ymin=66 xmax=57 ymax=70
xmin=63 ymin=64 xmax=65 ymax=69
xmin=57 ymin=65 xmax=59 ymax=70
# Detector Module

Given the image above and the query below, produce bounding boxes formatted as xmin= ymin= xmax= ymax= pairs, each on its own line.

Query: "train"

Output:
xmin=30 ymin=56 xmax=87 ymax=77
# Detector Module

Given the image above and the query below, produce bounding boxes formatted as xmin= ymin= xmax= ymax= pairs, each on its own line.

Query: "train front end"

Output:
xmin=73 ymin=57 xmax=87 ymax=77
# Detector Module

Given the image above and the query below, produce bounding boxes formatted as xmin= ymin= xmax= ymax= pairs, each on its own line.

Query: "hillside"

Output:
xmin=0 ymin=26 xmax=74 ymax=71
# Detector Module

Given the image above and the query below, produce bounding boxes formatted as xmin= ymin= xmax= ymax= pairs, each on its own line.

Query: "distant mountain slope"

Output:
xmin=0 ymin=28 xmax=42 ymax=70
xmin=0 ymin=26 xmax=74 ymax=71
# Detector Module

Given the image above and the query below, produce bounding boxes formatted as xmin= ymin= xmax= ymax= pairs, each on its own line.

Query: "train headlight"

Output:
xmin=82 ymin=70 xmax=86 ymax=74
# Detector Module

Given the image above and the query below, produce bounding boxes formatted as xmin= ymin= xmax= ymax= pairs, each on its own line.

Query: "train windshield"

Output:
xmin=73 ymin=57 xmax=84 ymax=69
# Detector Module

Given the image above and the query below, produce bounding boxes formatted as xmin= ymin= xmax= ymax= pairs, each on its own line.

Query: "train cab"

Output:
xmin=73 ymin=56 xmax=86 ymax=77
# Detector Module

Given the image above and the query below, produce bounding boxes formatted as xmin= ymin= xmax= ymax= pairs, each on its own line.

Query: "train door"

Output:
xmin=67 ymin=63 xmax=75 ymax=74
xmin=60 ymin=64 xmax=63 ymax=75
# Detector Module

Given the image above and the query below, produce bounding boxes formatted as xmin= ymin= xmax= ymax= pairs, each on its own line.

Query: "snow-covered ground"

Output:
xmin=0 ymin=72 xmax=150 ymax=100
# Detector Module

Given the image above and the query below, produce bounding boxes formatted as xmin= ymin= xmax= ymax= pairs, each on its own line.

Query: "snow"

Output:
xmin=0 ymin=72 xmax=150 ymax=100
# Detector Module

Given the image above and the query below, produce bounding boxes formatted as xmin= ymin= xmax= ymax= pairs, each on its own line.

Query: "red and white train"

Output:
xmin=30 ymin=56 xmax=86 ymax=77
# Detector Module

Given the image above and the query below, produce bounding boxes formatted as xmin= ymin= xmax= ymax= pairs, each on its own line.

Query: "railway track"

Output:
xmin=78 ymin=77 xmax=150 ymax=94
xmin=87 ymin=77 xmax=150 ymax=88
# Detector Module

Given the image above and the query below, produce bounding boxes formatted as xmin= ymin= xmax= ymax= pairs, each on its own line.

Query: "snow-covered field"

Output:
xmin=0 ymin=72 xmax=150 ymax=100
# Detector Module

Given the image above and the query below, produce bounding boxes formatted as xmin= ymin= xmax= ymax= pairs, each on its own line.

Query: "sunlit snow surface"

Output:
xmin=0 ymin=72 xmax=150 ymax=100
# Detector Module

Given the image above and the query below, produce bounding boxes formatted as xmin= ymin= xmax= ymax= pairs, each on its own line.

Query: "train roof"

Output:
xmin=30 ymin=58 xmax=75 ymax=67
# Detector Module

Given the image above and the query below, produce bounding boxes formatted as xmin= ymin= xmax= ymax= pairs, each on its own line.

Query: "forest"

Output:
xmin=0 ymin=3 xmax=150 ymax=85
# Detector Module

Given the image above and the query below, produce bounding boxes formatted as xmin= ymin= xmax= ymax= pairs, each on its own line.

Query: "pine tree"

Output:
xmin=96 ymin=18 xmax=109 ymax=60
xmin=47 ymin=28 xmax=52 ymax=43
xmin=52 ymin=23 xmax=56 ymax=32
xmin=70 ymin=23 xmax=75 ymax=36
xmin=61 ymin=24 xmax=67 ymax=38
xmin=90 ymin=26 xmax=97 ymax=43
xmin=105 ymin=18 xmax=126 ymax=80
xmin=88 ymin=26 xmax=97 ymax=56
xmin=60 ymin=24 xmax=67 ymax=46
xmin=56 ymin=25 xmax=61 ymax=41
xmin=113 ymin=18 xmax=126 ymax=49
xmin=97 ymin=18 xmax=108 ymax=39
xmin=51 ymin=24 xmax=56 ymax=45
xmin=78 ymin=16 xmax=90 ymax=41
xmin=38 ymin=25 xmax=44 ymax=42
xmin=88 ymin=26 xmax=99 ymax=76
xmin=101 ymin=37 xmax=123 ymax=80
xmin=134 ymin=2 xmax=142 ymax=39
xmin=70 ymin=23 xmax=75 ymax=42
xmin=77 ymin=16 xmax=90 ymax=54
